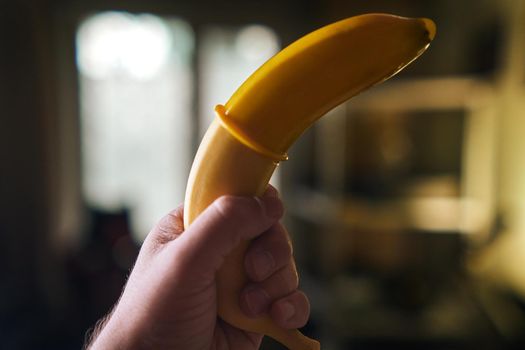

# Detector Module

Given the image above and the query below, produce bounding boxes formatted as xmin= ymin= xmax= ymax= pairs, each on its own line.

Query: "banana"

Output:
xmin=184 ymin=13 xmax=435 ymax=349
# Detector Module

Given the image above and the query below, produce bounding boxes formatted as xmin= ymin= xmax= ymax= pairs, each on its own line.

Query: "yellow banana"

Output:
xmin=184 ymin=13 xmax=435 ymax=349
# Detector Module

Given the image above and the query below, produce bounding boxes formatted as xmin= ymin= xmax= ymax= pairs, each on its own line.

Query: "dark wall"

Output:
xmin=0 ymin=0 xmax=507 ymax=348
xmin=0 ymin=0 xmax=61 ymax=347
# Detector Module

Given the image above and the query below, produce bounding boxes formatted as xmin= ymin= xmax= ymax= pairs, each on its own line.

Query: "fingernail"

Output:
xmin=265 ymin=186 xmax=279 ymax=198
xmin=262 ymin=196 xmax=283 ymax=219
xmin=252 ymin=250 xmax=275 ymax=279
xmin=280 ymin=301 xmax=295 ymax=321
xmin=244 ymin=287 xmax=269 ymax=316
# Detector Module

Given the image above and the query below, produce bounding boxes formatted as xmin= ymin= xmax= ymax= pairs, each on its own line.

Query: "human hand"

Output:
xmin=87 ymin=186 xmax=310 ymax=349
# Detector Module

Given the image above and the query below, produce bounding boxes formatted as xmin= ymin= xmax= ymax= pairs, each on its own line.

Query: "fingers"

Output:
xmin=146 ymin=185 xmax=278 ymax=250
xmin=270 ymin=291 xmax=310 ymax=329
xmin=240 ymin=222 xmax=310 ymax=329
xmin=175 ymin=193 xmax=284 ymax=273
xmin=240 ymin=263 xmax=299 ymax=316
xmin=244 ymin=224 xmax=293 ymax=281
xmin=264 ymin=184 xmax=279 ymax=198
xmin=142 ymin=205 xmax=185 ymax=253
xmin=240 ymin=282 xmax=310 ymax=329
xmin=242 ymin=223 xmax=296 ymax=316
xmin=155 ymin=205 xmax=185 ymax=240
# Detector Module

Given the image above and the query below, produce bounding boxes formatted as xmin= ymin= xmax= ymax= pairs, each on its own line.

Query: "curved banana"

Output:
xmin=184 ymin=13 xmax=435 ymax=349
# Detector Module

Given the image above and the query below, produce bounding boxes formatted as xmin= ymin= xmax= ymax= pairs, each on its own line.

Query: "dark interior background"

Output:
xmin=1 ymin=0 xmax=525 ymax=349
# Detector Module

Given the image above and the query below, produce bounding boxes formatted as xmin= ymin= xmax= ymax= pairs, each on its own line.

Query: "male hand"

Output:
xmin=88 ymin=186 xmax=310 ymax=349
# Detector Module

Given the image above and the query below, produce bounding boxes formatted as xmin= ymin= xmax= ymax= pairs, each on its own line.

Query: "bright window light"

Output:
xmin=199 ymin=24 xmax=281 ymax=188
xmin=77 ymin=12 xmax=173 ymax=80
xmin=235 ymin=25 xmax=280 ymax=62
xmin=199 ymin=24 xmax=280 ymax=133
xmin=76 ymin=12 xmax=194 ymax=241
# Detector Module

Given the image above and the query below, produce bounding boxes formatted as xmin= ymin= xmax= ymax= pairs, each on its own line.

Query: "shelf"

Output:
xmin=286 ymin=186 xmax=486 ymax=234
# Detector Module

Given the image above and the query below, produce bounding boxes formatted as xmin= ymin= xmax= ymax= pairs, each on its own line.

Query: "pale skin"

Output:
xmin=87 ymin=186 xmax=310 ymax=349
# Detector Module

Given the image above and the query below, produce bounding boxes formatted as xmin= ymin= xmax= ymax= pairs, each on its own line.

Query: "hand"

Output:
xmin=87 ymin=186 xmax=310 ymax=349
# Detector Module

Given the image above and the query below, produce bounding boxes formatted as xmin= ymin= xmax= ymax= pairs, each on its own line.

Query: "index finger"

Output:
xmin=146 ymin=205 xmax=185 ymax=249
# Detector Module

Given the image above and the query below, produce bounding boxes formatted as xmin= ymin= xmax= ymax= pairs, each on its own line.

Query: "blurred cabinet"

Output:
xmin=285 ymin=76 xmax=497 ymax=240
xmin=280 ymin=77 xmax=499 ymax=346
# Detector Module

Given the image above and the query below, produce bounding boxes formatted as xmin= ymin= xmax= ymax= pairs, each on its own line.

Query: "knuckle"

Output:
xmin=272 ymin=225 xmax=293 ymax=256
xmin=157 ymin=210 xmax=183 ymax=234
xmin=272 ymin=239 xmax=293 ymax=268
xmin=282 ymin=239 xmax=293 ymax=259
xmin=147 ymin=209 xmax=184 ymax=247
xmin=212 ymin=195 xmax=239 ymax=218
xmin=280 ymin=266 xmax=299 ymax=292
xmin=211 ymin=196 xmax=246 ymax=246
xmin=213 ymin=195 xmax=263 ymax=221
xmin=290 ymin=269 xmax=300 ymax=290
xmin=159 ymin=212 xmax=178 ymax=230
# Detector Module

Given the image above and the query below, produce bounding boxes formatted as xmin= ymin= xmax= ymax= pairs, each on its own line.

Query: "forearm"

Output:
xmin=85 ymin=306 xmax=143 ymax=350
xmin=85 ymin=310 xmax=114 ymax=349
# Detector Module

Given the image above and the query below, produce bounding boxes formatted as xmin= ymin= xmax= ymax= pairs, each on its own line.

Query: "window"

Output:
xmin=199 ymin=24 xmax=280 ymax=135
xmin=76 ymin=11 xmax=280 ymax=241
xmin=77 ymin=12 xmax=194 ymax=240
xmin=199 ymin=25 xmax=282 ymax=186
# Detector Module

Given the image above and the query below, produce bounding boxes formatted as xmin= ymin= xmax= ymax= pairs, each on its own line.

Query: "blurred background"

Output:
xmin=1 ymin=0 xmax=525 ymax=348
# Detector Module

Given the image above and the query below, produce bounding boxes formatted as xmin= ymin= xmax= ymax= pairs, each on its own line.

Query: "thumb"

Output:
xmin=174 ymin=194 xmax=283 ymax=275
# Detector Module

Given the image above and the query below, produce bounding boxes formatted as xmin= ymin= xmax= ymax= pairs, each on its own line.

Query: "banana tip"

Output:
xmin=420 ymin=17 xmax=436 ymax=42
